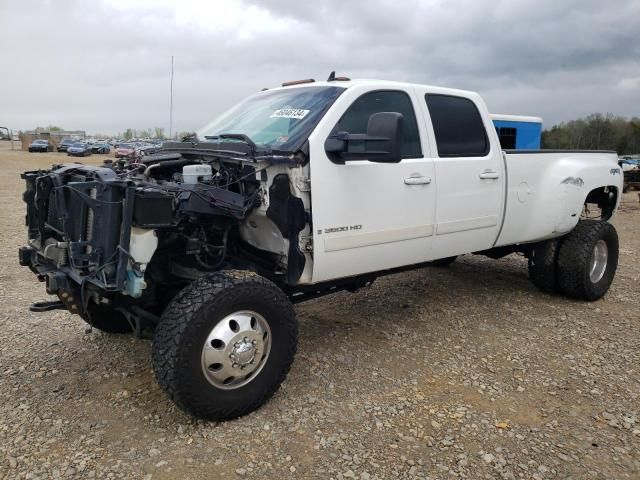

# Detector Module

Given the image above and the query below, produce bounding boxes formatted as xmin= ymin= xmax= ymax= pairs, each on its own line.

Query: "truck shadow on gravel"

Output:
xmin=26 ymin=254 xmax=579 ymax=426
xmin=291 ymin=256 xmax=554 ymax=379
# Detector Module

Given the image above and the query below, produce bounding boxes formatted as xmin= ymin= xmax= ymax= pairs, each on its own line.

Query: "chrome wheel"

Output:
xmin=201 ymin=310 xmax=271 ymax=390
xmin=589 ymin=239 xmax=608 ymax=283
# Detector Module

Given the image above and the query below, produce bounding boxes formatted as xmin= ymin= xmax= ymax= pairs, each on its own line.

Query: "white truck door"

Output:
xmin=308 ymin=88 xmax=436 ymax=283
xmin=418 ymin=92 xmax=505 ymax=257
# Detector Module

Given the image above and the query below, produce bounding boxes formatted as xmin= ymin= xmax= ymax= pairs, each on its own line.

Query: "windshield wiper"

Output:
xmin=204 ymin=133 xmax=260 ymax=155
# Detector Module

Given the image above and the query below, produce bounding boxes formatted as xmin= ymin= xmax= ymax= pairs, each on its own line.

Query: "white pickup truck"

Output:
xmin=20 ymin=76 xmax=622 ymax=421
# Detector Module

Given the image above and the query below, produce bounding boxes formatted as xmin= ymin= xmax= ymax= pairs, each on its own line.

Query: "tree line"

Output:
xmin=542 ymin=113 xmax=640 ymax=154
xmin=118 ymin=127 xmax=167 ymax=140
xmin=115 ymin=128 xmax=195 ymax=140
xmin=32 ymin=126 xmax=171 ymax=140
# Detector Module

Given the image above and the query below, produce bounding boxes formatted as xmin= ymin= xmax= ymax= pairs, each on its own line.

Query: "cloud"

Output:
xmin=0 ymin=0 xmax=638 ymax=134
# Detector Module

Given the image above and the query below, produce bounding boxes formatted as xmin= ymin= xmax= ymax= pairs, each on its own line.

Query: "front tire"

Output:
xmin=557 ymin=220 xmax=619 ymax=301
xmin=152 ymin=270 xmax=298 ymax=421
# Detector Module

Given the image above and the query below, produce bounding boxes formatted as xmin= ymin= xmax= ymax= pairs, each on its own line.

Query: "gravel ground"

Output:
xmin=0 ymin=143 xmax=638 ymax=480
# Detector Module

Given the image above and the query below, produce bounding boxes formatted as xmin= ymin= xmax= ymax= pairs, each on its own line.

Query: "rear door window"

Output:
xmin=425 ymin=95 xmax=489 ymax=157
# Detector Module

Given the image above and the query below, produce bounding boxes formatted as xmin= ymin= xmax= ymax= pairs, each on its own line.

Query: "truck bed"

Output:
xmin=495 ymin=150 xmax=621 ymax=247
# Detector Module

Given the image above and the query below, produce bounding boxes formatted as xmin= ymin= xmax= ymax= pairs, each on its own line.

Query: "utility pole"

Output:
xmin=169 ymin=56 xmax=174 ymax=140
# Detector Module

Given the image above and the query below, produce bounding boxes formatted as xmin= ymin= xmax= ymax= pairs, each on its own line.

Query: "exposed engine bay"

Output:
xmin=19 ymin=141 xmax=310 ymax=331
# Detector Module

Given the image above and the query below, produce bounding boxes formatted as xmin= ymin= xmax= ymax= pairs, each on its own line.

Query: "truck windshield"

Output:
xmin=197 ymin=86 xmax=345 ymax=153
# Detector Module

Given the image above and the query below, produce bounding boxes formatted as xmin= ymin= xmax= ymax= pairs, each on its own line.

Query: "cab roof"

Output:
xmin=271 ymin=78 xmax=481 ymax=100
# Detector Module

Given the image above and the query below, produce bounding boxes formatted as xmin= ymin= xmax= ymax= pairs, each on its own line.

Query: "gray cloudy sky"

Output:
xmin=1 ymin=0 xmax=639 ymax=134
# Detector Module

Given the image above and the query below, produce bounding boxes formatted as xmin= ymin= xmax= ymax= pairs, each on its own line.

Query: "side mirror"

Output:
xmin=325 ymin=112 xmax=404 ymax=163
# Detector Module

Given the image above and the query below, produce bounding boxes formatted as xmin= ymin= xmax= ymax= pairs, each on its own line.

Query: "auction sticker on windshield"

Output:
xmin=270 ymin=108 xmax=310 ymax=119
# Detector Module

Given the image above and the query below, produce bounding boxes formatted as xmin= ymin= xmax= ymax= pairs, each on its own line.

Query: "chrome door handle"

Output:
xmin=479 ymin=171 xmax=499 ymax=180
xmin=404 ymin=176 xmax=431 ymax=185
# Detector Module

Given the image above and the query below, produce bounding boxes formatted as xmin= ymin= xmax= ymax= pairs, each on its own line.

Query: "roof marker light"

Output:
xmin=281 ymin=78 xmax=315 ymax=87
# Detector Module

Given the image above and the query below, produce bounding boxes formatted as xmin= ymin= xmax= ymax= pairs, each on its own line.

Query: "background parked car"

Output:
xmin=91 ymin=142 xmax=111 ymax=154
xmin=28 ymin=139 xmax=53 ymax=152
xmin=67 ymin=143 xmax=92 ymax=157
xmin=114 ymin=143 xmax=135 ymax=158
xmin=134 ymin=143 xmax=156 ymax=156
xmin=618 ymin=158 xmax=639 ymax=172
xmin=57 ymin=139 xmax=75 ymax=152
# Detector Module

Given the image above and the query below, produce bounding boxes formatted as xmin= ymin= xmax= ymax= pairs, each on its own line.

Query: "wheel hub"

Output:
xmin=589 ymin=239 xmax=608 ymax=283
xmin=229 ymin=337 xmax=258 ymax=367
xmin=201 ymin=311 xmax=271 ymax=390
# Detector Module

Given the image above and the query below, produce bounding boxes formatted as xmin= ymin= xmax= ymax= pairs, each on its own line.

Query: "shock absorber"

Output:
xmin=85 ymin=188 xmax=97 ymax=253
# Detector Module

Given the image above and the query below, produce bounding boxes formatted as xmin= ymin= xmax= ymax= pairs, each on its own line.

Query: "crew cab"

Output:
xmin=19 ymin=77 xmax=622 ymax=421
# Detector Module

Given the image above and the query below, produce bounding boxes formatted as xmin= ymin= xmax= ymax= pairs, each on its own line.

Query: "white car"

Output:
xmin=20 ymin=77 xmax=623 ymax=421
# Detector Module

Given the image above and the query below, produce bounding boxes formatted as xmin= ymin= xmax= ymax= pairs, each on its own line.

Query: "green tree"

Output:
xmin=176 ymin=131 xmax=195 ymax=141
xmin=34 ymin=125 xmax=64 ymax=133
xmin=542 ymin=113 xmax=640 ymax=155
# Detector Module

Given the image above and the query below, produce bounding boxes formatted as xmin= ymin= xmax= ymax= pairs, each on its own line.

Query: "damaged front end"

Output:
xmin=21 ymin=164 xmax=135 ymax=300
xmin=18 ymin=147 xmax=285 ymax=332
